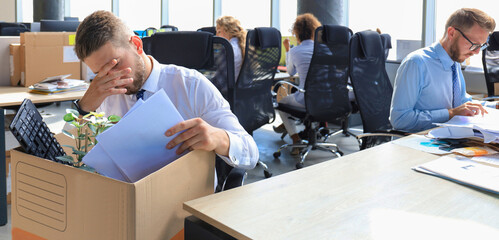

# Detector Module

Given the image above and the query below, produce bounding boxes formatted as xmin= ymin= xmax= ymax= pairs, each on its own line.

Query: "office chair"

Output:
xmin=142 ymin=31 xmax=244 ymax=191
xmin=234 ymin=27 xmax=282 ymax=177
xmin=482 ymin=31 xmax=499 ymax=101
xmin=0 ymin=22 xmax=29 ymax=36
xmin=272 ymin=25 xmax=352 ymax=169
xmin=197 ymin=26 xmax=216 ymax=35
xmin=380 ymin=33 xmax=392 ymax=60
xmin=349 ymin=30 xmax=407 ymax=150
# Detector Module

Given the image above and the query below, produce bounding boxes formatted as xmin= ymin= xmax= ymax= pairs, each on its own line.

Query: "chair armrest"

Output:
xmin=222 ymin=168 xmax=247 ymax=191
xmin=356 ymin=130 xmax=409 ymax=139
xmin=273 ymin=80 xmax=305 ymax=93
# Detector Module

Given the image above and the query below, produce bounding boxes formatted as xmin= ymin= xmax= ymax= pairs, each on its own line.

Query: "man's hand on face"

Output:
xmin=448 ymin=102 xmax=488 ymax=119
xmin=165 ymin=118 xmax=230 ymax=157
xmin=79 ymin=59 xmax=134 ymax=112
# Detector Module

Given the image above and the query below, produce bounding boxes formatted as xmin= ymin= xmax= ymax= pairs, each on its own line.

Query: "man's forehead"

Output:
xmin=84 ymin=42 xmax=119 ymax=72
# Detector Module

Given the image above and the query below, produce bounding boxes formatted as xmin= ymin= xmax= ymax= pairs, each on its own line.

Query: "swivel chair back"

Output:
xmin=482 ymin=31 xmax=499 ymax=100
xmin=142 ymin=31 xmax=241 ymax=191
xmin=349 ymin=30 xmax=406 ymax=150
xmin=273 ymin=25 xmax=353 ymax=168
xmin=197 ymin=27 xmax=216 ymax=35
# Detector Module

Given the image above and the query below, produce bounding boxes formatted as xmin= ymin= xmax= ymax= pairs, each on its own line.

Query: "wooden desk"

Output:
xmin=184 ymin=140 xmax=499 ymax=239
xmin=0 ymin=87 xmax=86 ymax=226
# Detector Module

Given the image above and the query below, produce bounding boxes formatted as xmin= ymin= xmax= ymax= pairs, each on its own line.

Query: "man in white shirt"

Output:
xmin=73 ymin=10 xmax=258 ymax=171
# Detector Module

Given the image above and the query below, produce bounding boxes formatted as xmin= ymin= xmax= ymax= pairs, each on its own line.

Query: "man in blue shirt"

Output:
xmin=390 ymin=8 xmax=499 ymax=132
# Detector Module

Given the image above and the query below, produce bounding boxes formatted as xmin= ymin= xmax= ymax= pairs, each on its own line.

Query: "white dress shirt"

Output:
xmin=97 ymin=56 xmax=258 ymax=169
xmin=285 ymin=39 xmax=314 ymax=105
xmin=230 ymin=37 xmax=243 ymax=81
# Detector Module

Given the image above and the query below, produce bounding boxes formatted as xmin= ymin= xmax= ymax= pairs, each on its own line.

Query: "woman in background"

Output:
xmin=274 ymin=13 xmax=321 ymax=155
xmin=216 ymin=16 xmax=246 ymax=80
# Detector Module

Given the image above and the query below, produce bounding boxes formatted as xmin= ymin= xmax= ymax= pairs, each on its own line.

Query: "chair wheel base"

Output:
xmin=273 ymin=152 xmax=281 ymax=158
xmin=296 ymin=162 xmax=304 ymax=169
xmin=264 ymin=170 xmax=272 ymax=178
xmin=337 ymin=150 xmax=344 ymax=156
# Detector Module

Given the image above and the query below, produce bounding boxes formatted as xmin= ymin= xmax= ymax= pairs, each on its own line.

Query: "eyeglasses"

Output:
xmin=454 ymin=27 xmax=489 ymax=51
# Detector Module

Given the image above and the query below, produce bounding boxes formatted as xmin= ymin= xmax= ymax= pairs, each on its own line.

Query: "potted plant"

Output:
xmin=56 ymin=109 xmax=121 ymax=170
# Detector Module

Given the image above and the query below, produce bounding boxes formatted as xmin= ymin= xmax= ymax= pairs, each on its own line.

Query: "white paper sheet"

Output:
xmin=392 ymin=135 xmax=450 ymax=155
xmin=82 ymin=144 xmax=127 ymax=181
xmin=414 ymin=156 xmax=499 ymax=194
xmin=96 ymin=89 xmax=184 ymax=182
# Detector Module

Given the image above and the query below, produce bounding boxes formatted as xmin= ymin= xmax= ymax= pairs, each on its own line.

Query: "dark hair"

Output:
xmin=292 ymin=13 xmax=321 ymax=42
xmin=75 ymin=10 xmax=132 ymax=60
xmin=445 ymin=8 xmax=496 ymax=36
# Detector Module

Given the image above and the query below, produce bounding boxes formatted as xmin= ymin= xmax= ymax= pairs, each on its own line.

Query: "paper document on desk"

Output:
xmin=429 ymin=108 xmax=499 ymax=143
xmin=413 ymin=156 xmax=499 ymax=194
xmin=83 ymin=89 xmax=184 ymax=182
xmin=392 ymin=135 xmax=450 ymax=155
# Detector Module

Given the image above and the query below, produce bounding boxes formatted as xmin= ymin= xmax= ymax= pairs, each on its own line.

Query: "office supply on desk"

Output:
xmin=8 ymin=99 xmax=66 ymax=161
xmin=29 ymin=78 xmax=88 ymax=95
xmin=414 ymin=155 xmax=499 ymax=194
xmin=83 ymin=89 xmax=184 ymax=182
xmin=392 ymin=134 xmax=451 ymax=155
xmin=349 ymin=30 xmax=408 ymax=150
xmin=472 ymin=153 xmax=499 ymax=166
xmin=430 ymin=108 xmax=499 ymax=143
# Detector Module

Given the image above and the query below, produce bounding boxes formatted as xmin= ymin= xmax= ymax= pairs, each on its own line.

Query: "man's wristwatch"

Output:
xmin=73 ymin=100 xmax=90 ymax=116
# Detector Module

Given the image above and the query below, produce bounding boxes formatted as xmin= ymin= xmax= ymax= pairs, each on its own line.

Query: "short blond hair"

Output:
xmin=75 ymin=10 xmax=133 ymax=60
xmin=444 ymin=8 xmax=495 ymax=37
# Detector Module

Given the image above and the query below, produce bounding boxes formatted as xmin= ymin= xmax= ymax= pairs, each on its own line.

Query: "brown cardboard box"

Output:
xmin=9 ymin=43 xmax=21 ymax=86
xmin=20 ymin=32 xmax=81 ymax=86
xmin=11 ymin=133 xmax=215 ymax=240
xmin=495 ymin=82 xmax=499 ymax=96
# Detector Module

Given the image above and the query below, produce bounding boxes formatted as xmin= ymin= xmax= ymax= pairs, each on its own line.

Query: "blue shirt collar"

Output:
xmin=433 ymin=42 xmax=455 ymax=71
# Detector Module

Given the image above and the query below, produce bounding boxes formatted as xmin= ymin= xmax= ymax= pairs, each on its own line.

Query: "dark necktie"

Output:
xmin=451 ymin=64 xmax=460 ymax=108
xmin=136 ymin=89 xmax=145 ymax=100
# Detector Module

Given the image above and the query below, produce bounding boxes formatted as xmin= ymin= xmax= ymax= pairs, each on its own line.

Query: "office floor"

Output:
xmin=0 ymin=101 xmax=362 ymax=239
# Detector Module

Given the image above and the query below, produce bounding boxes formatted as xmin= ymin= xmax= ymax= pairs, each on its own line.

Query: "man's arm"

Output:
xmin=390 ymin=58 xmax=449 ymax=132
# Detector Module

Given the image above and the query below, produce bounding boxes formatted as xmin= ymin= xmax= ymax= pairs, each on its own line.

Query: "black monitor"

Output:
xmin=40 ymin=20 xmax=80 ymax=32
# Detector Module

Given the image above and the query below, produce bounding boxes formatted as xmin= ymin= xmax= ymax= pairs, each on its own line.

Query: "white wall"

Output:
xmin=0 ymin=0 xmax=16 ymax=22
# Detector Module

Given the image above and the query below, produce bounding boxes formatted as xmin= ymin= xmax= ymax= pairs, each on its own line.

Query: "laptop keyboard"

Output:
xmin=9 ymin=99 xmax=66 ymax=162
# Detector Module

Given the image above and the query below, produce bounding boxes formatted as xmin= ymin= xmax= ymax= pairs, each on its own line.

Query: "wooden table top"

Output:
xmin=0 ymin=86 xmax=86 ymax=107
xmin=184 ymin=140 xmax=499 ymax=240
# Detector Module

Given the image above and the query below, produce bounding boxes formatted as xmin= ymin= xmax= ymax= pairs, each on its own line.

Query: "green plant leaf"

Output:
xmin=87 ymin=124 xmax=97 ymax=133
xmin=74 ymin=150 xmax=87 ymax=156
xmin=62 ymin=129 xmax=75 ymax=139
xmin=62 ymin=144 xmax=77 ymax=152
xmin=108 ymin=115 xmax=121 ymax=123
xmin=56 ymin=155 xmax=75 ymax=164
xmin=63 ymin=113 xmax=75 ymax=122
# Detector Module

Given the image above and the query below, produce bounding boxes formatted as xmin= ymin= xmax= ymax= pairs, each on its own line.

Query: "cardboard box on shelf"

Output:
xmin=9 ymin=43 xmax=21 ymax=86
xmin=11 ymin=133 xmax=215 ymax=240
xmin=20 ymin=32 xmax=81 ymax=87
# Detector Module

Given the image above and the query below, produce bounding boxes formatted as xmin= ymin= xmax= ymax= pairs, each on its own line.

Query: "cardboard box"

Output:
xmin=0 ymin=36 xmax=20 ymax=86
xmin=20 ymin=32 xmax=81 ymax=86
xmin=11 ymin=133 xmax=215 ymax=240
xmin=495 ymin=82 xmax=499 ymax=96
xmin=9 ymin=43 xmax=21 ymax=86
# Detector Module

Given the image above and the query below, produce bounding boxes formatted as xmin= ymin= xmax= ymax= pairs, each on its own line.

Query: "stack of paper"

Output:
xmin=83 ymin=89 xmax=185 ymax=182
xmin=428 ymin=108 xmax=499 ymax=143
xmin=413 ymin=156 xmax=499 ymax=194
xmin=29 ymin=74 xmax=88 ymax=94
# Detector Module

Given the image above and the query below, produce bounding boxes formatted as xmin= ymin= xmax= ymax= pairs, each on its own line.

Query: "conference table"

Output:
xmin=184 ymin=136 xmax=499 ymax=239
xmin=0 ymin=87 xmax=86 ymax=226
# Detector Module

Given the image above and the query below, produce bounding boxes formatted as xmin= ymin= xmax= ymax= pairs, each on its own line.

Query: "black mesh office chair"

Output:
xmin=142 ymin=31 xmax=244 ymax=191
xmin=272 ymin=25 xmax=352 ymax=169
xmin=482 ymin=31 xmax=499 ymax=101
xmin=349 ymin=30 xmax=407 ymax=150
xmin=0 ymin=22 xmax=29 ymax=36
xmin=197 ymin=26 xmax=216 ymax=35
xmin=234 ymin=27 xmax=281 ymax=177
xmin=380 ymin=33 xmax=392 ymax=60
